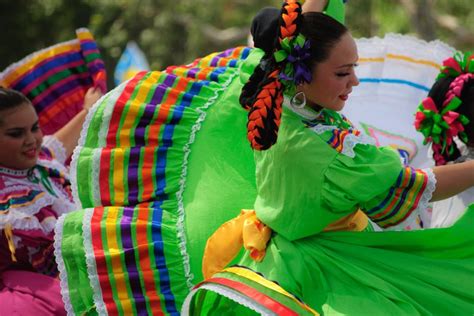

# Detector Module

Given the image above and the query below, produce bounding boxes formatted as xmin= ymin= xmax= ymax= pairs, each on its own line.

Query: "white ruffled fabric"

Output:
xmin=344 ymin=33 xmax=455 ymax=169
xmin=309 ymin=124 xmax=376 ymax=158
xmin=181 ymin=283 xmax=274 ymax=315
xmin=43 ymin=136 xmax=68 ymax=165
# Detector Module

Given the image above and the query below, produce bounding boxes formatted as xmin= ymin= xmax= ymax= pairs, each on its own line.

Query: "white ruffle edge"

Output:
xmin=0 ymin=39 xmax=78 ymax=79
xmin=181 ymin=283 xmax=274 ymax=316
xmin=70 ymin=84 xmax=122 ymax=208
xmin=54 ymin=214 xmax=75 ymax=316
xmin=356 ymin=33 xmax=455 ymax=58
xmin=382 ymin=168 xmax=437 ymax=231
xmin=176 ymin=68 xmax=241 ymax=289
xmin=0 ymin=193 xmax=55 ymax=232
xmin=82 ymin=207 xmax=108 ymax=316
xmin=91 ymin=149 xmax=103 ymax=206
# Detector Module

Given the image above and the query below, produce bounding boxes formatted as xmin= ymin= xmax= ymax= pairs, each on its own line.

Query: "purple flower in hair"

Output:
xmin=274 ymin=34 xmax=312 ymax=88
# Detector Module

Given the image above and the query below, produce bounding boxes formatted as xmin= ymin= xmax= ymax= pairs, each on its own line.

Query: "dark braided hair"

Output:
xmin=428 ymin=76 xmax=474 ymax=162
xmin=241 ymin=1 xmax=348 ymax=150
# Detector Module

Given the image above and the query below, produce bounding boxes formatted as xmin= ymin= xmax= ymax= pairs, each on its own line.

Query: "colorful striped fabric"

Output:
xmin=0 ymin=189 xmax=45 ymax=212
xmin=73 ymin=46 xmax=251 ymax=208
xmin=304 ymin=110 xmax=375 ymax=158
xmin=365 ymin=167 xmax=430 ymax=228
xmin=57 ymin=47 xmax=252 ymax=315
xmin=83 ymin=205 xmax=185 ymax=316
xmin=0 ymin=28 xmax=107 ymax=135
xmin=182 ymin=266 xmax=319 ymax=316
xmin=327 ymin=128 xmax=362 ymax=154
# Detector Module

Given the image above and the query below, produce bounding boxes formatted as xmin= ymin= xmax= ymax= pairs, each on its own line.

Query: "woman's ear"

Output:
xmin=297 ymin=82 xmax=311 ymax=96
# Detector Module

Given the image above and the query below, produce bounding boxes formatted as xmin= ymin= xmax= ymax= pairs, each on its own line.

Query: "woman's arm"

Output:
xmin=431 ymin=160 xmax=474 ymax=201
xmin=302 ymin=0 xmax=328 ymax=13
xmin=53 ymin=87 xmax=103 ymax=157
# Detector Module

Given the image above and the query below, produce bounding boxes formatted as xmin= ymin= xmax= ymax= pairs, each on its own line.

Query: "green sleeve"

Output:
xmin=323 ymin=141 xmax=435 ymax=230
xmin=322 ymin=145 xmax=402 ymax=214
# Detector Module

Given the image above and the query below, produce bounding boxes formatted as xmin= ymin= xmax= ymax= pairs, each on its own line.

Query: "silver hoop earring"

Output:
xmin=290 ymin=91 xmax=306 ymax=109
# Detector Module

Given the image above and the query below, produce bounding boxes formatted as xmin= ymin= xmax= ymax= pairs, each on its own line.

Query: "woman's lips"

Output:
xmin=339 ymin=94 xmax=348 ymax=101
xmin=23 ymin=148 xmax=37 ymax=158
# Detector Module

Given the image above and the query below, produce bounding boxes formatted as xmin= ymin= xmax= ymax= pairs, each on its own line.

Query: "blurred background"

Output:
xmin=1 ymin=0 xmax=473 ymax=88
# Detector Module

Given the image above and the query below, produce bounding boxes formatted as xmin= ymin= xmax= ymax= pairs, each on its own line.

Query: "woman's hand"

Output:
xmin=53 ymin=87 xmax=104 ymax=157
xmin=83 ymin=87 xmax=103 ymax=112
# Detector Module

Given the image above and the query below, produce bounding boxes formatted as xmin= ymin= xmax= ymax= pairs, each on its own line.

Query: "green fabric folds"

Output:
xmin=191 ymin=207 xmax=474 ymax=315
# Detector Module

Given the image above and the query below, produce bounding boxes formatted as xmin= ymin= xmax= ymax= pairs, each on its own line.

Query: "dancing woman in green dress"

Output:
xmin=186 ymin=1 xmax=474 ymax=315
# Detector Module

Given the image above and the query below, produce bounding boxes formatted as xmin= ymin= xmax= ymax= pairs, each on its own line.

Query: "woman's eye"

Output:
xmin=7 ymin=131 xmax=23 ymax=138
xmin=336 ymin=73 xmax=350 ymax=77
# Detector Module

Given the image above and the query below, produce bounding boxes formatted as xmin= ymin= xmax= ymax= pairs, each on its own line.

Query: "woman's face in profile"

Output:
xmin=300 ymin=32 xmax=360 ymax=112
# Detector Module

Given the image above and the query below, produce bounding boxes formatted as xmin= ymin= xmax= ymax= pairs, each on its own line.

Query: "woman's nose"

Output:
xmin=351 ymin=73 xmax=360 ymax=87
xmin=24 ymin=132 xmax=36 ymax=145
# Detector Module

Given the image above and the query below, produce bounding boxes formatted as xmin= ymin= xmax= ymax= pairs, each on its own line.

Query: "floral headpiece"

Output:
xmin=415 ymin=51 xmax=473 ymax=165
xmin=274 ymin=33 xmax=312 ymax=93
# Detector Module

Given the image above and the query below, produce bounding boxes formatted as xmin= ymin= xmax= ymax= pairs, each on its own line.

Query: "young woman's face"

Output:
xmin=0 ymin=103 xmax=43 ymax=169
xmin=300 ymin=32 xmax=359 ymax=111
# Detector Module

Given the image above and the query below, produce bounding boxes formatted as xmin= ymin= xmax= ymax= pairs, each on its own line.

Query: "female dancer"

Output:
xmin=0 ymin=87 xmax=101 ymax=315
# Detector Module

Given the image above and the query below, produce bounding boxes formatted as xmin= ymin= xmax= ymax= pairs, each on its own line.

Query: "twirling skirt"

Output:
xmin=54 ymin=42 xmax=474 ymax=315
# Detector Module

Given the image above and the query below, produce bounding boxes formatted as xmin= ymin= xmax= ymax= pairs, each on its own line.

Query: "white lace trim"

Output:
xmin=50 ymin=193 xmax=77 ymax=216
xmin=383 ymin=168 xmax=437 ymax=231
xmin=310 ymin=124 xmax=338 ymax=134
xmin=0 ymin=214 xmax=56 ymax=233
xmin=91 ymin=148 xmax=103 ymax=206
xmin=70 ymin=86 xmax=117 ymax=208
xmin=82 ymin=207 xmax=108 ymax=316
xmin=40 ymin=216 xmax=57 ymax=233
xmin=356 ymin=33 xmax=455 ymax=57
xmin=37 ymin=157 xmax=69 ymax=176
xmin=0 ymin=38 xmax=79 ymax=79
xmin=0 ymin=197 xmax=74 ymax=233
xmin=0 ymin=28 xmax=96 ymax=80
xmin=176 ymin=69 xmax=241 ymax=290
xmin=0 ymin=193 xmax=55 ymax=231
xmin=54 ymin=214 xmax=75 ymax=316
xmin=43 ymin=136 xmax=68 ymax=165
xmin=98 ymin=82 xmax=126 ymax=148
xmin=0 ymin=175 xmax=76 ymax=231
xmin=181 ymin=283 xmax=275 ymax=316
xmin=70 ymin=148 xmax=82 ymax=208
xmin=0 ymin=184 xmax=34 ymax=195
xmin=309 ymin=124 xmax=376 ymax=158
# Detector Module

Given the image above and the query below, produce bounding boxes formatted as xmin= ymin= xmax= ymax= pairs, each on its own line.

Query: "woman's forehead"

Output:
xmin=326 ymin=33 xmax=359 ymax=67
xmin=0 ymin=103 xmax=38 ymax=128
